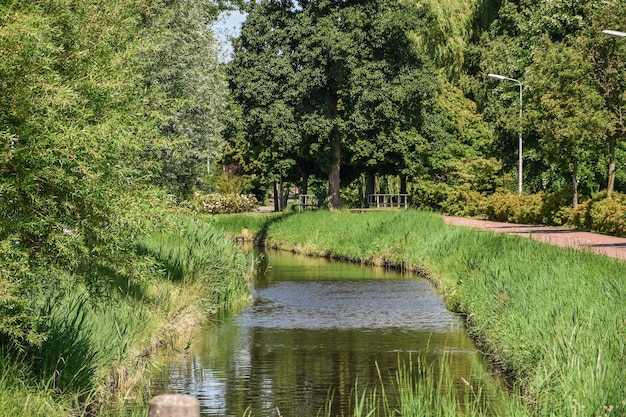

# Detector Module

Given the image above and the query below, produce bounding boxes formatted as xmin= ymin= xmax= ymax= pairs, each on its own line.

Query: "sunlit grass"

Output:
xmin=136 ymin=217 xmax=252 ymax=312
xmin=0 ymin=215 xmax=255 ymax=417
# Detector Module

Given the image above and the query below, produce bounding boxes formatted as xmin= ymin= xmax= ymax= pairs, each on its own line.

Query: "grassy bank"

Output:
xmin=0 ymin=217 xmax=252 ymax=417
xmin=219 ymin=210 xmax=626 ymax=416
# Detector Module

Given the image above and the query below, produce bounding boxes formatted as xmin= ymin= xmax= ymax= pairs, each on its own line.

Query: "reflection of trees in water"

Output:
xmin=150 ymin=250 xmax=494 ymax=416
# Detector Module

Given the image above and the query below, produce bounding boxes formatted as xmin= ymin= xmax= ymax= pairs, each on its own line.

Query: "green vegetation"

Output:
xmin=322 ymin=355 xmax=530 ymax=417
xmin=5 ymin=0 xmax=626 ymax=414
xmin=0 ymin=0 xmax=250 ymax=414
xmin=0 ymin=216 xmax=252 ymax=417
xmin=225 ymin=0 xmax=626 ymax=213
xmin=137 ymin=217 xmax=252 ymax=313
xmin=231 ymin=210 xmax=625 ymax=416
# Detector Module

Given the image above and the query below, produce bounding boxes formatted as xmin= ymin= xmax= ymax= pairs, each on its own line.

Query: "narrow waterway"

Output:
xmin=149 ymin=249 xmax=494 ymax=416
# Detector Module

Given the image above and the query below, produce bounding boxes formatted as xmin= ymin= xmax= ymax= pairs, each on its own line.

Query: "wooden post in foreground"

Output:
xmin=148 ymin=394 xmax=200 ymax=417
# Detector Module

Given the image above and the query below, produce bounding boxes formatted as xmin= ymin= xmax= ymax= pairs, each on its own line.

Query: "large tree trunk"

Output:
xmin=300 ymin=168 xmax=309 ymax=196
xmin=400 ymin=175 xmax=407 ymax=195
xmin=608 ymin=135 xmax=616 ymax=198
xmin=279 ymin=168 xmax=285 ymax=211
xmin=273 ymin=182 xmax=280 ymax=211
xmin=329 ymin=94 xmax=341 ymax=209
xmin=329 ymin=132 xmax=341 ymax=209
xmin=572 ymin=160 xmax=579 ymax=209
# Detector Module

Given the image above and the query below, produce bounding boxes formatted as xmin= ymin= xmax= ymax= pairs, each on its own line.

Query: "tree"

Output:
xmin=0 ymin=0 xmax=167 ymax=344
xmin=526 ymin=38 xmax=612 ymax=208
xmin=147 ymin=0 xmax=231 ymax=200
xmin=584 ymin=1 xmax=626 ymax=196
xmin=230 ymin=0 xmax=436 ymax=208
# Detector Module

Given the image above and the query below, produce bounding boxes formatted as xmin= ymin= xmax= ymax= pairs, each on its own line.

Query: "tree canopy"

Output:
xmin=229 ymin=0 xmax=441 ymax=208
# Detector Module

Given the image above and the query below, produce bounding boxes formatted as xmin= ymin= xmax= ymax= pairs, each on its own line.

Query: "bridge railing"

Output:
xmin=367 ymin=193 xmax=409 ymax=209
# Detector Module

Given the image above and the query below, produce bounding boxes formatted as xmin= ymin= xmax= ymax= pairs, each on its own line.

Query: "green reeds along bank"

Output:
xmin=231 ymin=209 xmax=625 ymax=416
xmin=136 ymin=217 xmax=252 ymax=313
xmin=0 ymin=282 xmax=152 ymax=417
xmin=0 ymin=216 xmax=254 ymax=417
xmin=210 ymin=211 xmax=286 ymax=241
xmin=323 ymin=354 xmax=530 ymax=417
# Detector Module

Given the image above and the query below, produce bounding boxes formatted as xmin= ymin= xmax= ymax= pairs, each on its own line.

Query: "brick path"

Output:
xmin=443 ymin=216 xmax=626 ymax=261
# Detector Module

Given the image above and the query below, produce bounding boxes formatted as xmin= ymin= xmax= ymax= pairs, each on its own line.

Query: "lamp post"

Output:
xmin=488 ymin=73 xmax=524 ymax=196
xmin=602 ymin=29 xmax=626 ymax=38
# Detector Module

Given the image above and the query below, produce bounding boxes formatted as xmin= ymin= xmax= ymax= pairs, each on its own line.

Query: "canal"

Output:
xmin=149 ymin=249 xmax=496 ymax=416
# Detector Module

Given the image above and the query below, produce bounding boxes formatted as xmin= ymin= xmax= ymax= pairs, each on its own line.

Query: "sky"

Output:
xmin=212 ymin=10 xmax=248 ymax=61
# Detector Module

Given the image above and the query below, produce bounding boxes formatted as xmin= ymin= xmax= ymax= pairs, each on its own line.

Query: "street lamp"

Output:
xmin=602 ymin=29 xmax=626 ymax=38
xmin=488 ymin=73 xmax=524 ymax=196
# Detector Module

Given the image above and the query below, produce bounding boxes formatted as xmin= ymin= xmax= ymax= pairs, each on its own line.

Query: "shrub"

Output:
xmin=482 ymin=189 xmax=543 ymax=224
xmin=184 ymin=192 xmax=258 ymax=214
xmin=438 ymin=184 xmax=484 ymax=217
xmin=586 ymin=194 xmax=626 ymax=236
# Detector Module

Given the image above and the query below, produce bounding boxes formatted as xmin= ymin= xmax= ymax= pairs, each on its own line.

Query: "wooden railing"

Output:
xmin=367 ymin=193 xmax=409 ymax=209
xmin=294 ymin=194 xmax=318 ymax=211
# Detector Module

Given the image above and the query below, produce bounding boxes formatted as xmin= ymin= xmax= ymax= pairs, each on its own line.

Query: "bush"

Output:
xmin=184 ymin=192 xmax=258 ymax=214
xmin=580 ymin=192 xmax=626 ymax=236
xmin=481 ymin=189 xmax=543 ymax=224
xmin=439 ymin=184 xmax=484 ymax=217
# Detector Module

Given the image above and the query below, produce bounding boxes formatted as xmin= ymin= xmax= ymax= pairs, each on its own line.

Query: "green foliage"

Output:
xmin=0 ymin=0 xmax=250 ymax=414
xmin=147 ymin=0 xmax=231 ymax=200
xmin=412 ymin=181 xmax=484 ymax=217
xmin=209 ymin=170 xmax=254 ymax=195
xmin=525 ymin=36 xmax=612 ymax=207
xmin=0 ymin=0 xmax=169 ymax=349
xmin=481 ymin=189 xmax=544 ymax=224
xmin=183 ymin=192 xmax=258 ymax=214
xmin=230 ymin=0 xmax=440 ymax=207
xmin=572 ymin=192 xmax=626 ymax=236
xmin=136 ymin=218 xmax=251 ymax=312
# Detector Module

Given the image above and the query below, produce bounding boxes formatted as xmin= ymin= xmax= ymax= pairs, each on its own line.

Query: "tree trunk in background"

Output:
xmin=366 ymin=172 xmax=375 ymax=207
xmin=329 ymin=132 xmax=341 ymax=209
xmin=279 ymin=168 xmax=284 ymax=211
xmin=301 ymin=168 xmax=309 ymax=196
xmin=400 ymin=175 xmax=407 ymax=194
xmin=273 ymin=182 xmax=280 ymax=211
xmin=608 ymin=135 xmax=616 ymax=198
xmin=281 ymin=185 xmax=289 ymax=210
xmin=329 ymin=94 xmax=341 ymax=209
xmin=572 ymin=160 xmax=579 ymax=209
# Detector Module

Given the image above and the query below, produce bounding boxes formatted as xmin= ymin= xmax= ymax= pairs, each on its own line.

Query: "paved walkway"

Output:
xmin=443 ymin=216 xmax=626 ymax=261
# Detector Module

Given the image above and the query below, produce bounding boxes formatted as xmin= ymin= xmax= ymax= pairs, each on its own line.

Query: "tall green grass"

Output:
xmin=136 ymin=217 xmax=252 ymax=312
xmin=0 ymin=215 xmax=254 ymax=417
xmin=210 ymin=212 xmax=289 ymax=241
xmin=0 ymin=284 xmax=150 ymax=417
xmin=323 ymin=354 xmax=531 ymax=417
xmin=241 ymin=210 xmax=626 ymax=416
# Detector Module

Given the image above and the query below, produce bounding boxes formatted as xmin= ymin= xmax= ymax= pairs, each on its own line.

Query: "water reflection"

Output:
xmin=149 ymin=249 xmax=489 ymax=417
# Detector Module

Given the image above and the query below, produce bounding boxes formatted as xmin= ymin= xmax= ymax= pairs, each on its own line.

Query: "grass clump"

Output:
xmin=318 ymin=353 xmax=530 ymax=417
xmin=136 ymin=217 xmax=252 ymax=313
xmin=232 ymin=209 xmax=625 ymax=416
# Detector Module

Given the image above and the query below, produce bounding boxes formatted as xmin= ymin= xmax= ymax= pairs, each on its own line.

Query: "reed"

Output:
xmin=323 ymin=353 xmax=530 ymax=417
xmin=136 ymin=217 xmax=252 ymax=312
xmin=210 ymin=212 xmax=282 ymax=239
xmin=241 ymin=210 xmax=626 ymax=416
xmin=0 ymin=215 xmax=255 ymax=417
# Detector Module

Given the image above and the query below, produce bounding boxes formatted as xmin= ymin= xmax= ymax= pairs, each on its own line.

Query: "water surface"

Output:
xmin=149 ymin=249 xmax=489 ymax=416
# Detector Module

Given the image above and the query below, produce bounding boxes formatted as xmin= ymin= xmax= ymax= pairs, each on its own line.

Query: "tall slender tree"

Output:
xmin=526 ymin=38 xmax=612 ymax=207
